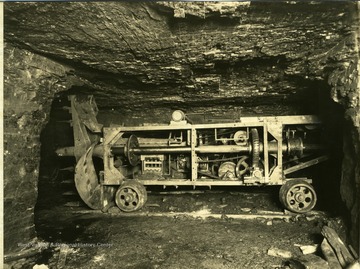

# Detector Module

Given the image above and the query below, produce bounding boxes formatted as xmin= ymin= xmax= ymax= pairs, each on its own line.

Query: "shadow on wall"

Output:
xmin=35 ymin=96 xmax=82 ymax=213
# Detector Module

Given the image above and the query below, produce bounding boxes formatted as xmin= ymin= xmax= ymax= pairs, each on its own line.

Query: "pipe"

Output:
xmin=112 ymin=145 xmax=251 ymax=155
xmin=56 ymin=145 xmax=104 ymax=158
xmin=56 ymin=141 xmax=324 ymax=158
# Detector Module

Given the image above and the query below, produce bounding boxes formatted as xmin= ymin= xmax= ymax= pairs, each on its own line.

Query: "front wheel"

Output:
xmin=279 ymin=179 xmax=317 ymax=213
xmin=115 ymin=180 xmax=147 ymax=212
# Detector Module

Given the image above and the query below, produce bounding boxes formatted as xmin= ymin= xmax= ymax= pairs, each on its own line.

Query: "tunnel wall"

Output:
xmin=341 ymin=115 xmax=360 ymax=249
xmin=325 ymin=3 xmax=360 ymax=251
xmin=340 ymin=37 xmax=360 ymax=253
xmin=3 ymin=44 xmax=74 ymax=253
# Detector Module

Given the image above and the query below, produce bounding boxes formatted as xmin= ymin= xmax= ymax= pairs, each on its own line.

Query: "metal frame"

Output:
xmin=56 ymin=96 xmax=328 ymax=211
xmin=101 ymin=115 xmax=324 ymax=187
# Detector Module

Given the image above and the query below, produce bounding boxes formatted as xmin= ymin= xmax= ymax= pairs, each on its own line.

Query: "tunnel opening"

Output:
xmin=35 ymin=76 xmax=347 ymax=224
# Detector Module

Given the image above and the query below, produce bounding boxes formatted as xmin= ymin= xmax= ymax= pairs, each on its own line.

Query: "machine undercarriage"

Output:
xmin=56 ymin=96 xmax=328 ymax=214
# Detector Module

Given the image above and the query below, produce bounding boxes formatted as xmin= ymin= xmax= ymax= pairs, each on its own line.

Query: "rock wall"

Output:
xmin=326 ymin=3 xmax=360 ymax=251
xmin=3 ymin=44 xmax=76 ymax=253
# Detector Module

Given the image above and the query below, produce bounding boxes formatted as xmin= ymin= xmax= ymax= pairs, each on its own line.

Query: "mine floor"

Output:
xmin=6 ymin=187 xmax=347 ymax=269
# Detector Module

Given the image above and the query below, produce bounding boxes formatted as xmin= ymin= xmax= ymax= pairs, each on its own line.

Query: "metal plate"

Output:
xmin=75 ymin=144 xmax=102 ymax=209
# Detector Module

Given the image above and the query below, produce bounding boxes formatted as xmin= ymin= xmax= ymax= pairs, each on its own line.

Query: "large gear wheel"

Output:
xmin=235 ymin=156 xmax=250 ymax=178
xmin=236 ymin=156 xmax=265 ymax=179
xmin=279 ymin=179 xmax=317 ymax=213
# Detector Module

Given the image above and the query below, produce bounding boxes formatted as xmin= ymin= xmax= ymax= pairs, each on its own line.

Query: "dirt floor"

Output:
xmin=5 ymin=187 xmax=347 ymax=269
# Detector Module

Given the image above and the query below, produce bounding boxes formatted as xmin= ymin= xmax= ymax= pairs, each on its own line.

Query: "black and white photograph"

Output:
xmin=2 ymin=1 xmax=360 ymax=268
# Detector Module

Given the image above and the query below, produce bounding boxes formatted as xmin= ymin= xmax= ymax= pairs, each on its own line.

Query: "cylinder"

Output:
xmin=171 ymin=110 xmax=186 ymax=122
xmin=56 ymin=145 xmax=104 ymax=158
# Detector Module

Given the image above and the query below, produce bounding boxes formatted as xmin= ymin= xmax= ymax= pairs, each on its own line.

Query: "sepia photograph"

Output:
xmin=2 ymin=1 xmax=360 ymax=268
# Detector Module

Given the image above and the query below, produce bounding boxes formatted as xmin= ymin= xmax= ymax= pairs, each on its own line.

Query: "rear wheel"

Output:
xmin=279 ymin=179 xmax=317 ymax=213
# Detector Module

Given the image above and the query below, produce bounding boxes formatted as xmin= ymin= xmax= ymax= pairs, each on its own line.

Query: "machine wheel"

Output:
xmin=115 ymin=180 xmax=147 ymax=212
xmin=279 ymin=179 xmax=317 ymax=213
xmin=235 ymin=156 xmax=250 ymax=178
xmin=218 ymin=161 xmax=236 ymax=180
xmin=235 ymin=156 xmax=265 ymax=179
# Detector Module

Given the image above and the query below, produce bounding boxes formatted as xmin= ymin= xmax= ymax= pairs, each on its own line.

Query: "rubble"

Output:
xmin=288 ymin=254 xmax=329 ymax=269
xmin=264 ymin=225 xmax=358 ymax=269
xmin=267 ymin=247 xmax=293 ymax=259
xmin=57 ymin=244 xmax=71 ymax=269
xmin=295 ymin=244 xmax=319 ymax=255
xmin=321 ymin=239 xmax=342 ymax=269
xmin=321 ymin=226 xmax=355 ymax=268
xmin=347 ymin=261 xmax=360 ymax=269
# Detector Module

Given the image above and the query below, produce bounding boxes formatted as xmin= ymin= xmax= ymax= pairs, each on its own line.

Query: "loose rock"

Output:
xmin=288 ymin=254 xmax=330 ymax=269
xmin=267 ymin=247 xmax=292 ymax=259
xmin=296 ymin=244 xmax=319 ymax=255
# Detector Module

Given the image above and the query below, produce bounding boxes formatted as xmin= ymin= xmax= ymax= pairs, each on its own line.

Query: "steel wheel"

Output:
xmin=115 ymin=180 xmax=147 ymax=212
xmin=279 ymin=179 xmax=317 ymax=213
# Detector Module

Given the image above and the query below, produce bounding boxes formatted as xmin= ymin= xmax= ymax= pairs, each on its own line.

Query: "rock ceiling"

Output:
xmin=4 ymin=2 xmax=356 ymax=115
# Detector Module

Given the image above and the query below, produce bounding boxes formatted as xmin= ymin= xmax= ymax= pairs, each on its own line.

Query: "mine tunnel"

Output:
xmin=3 ymin=2 xmax=360 ymax=268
